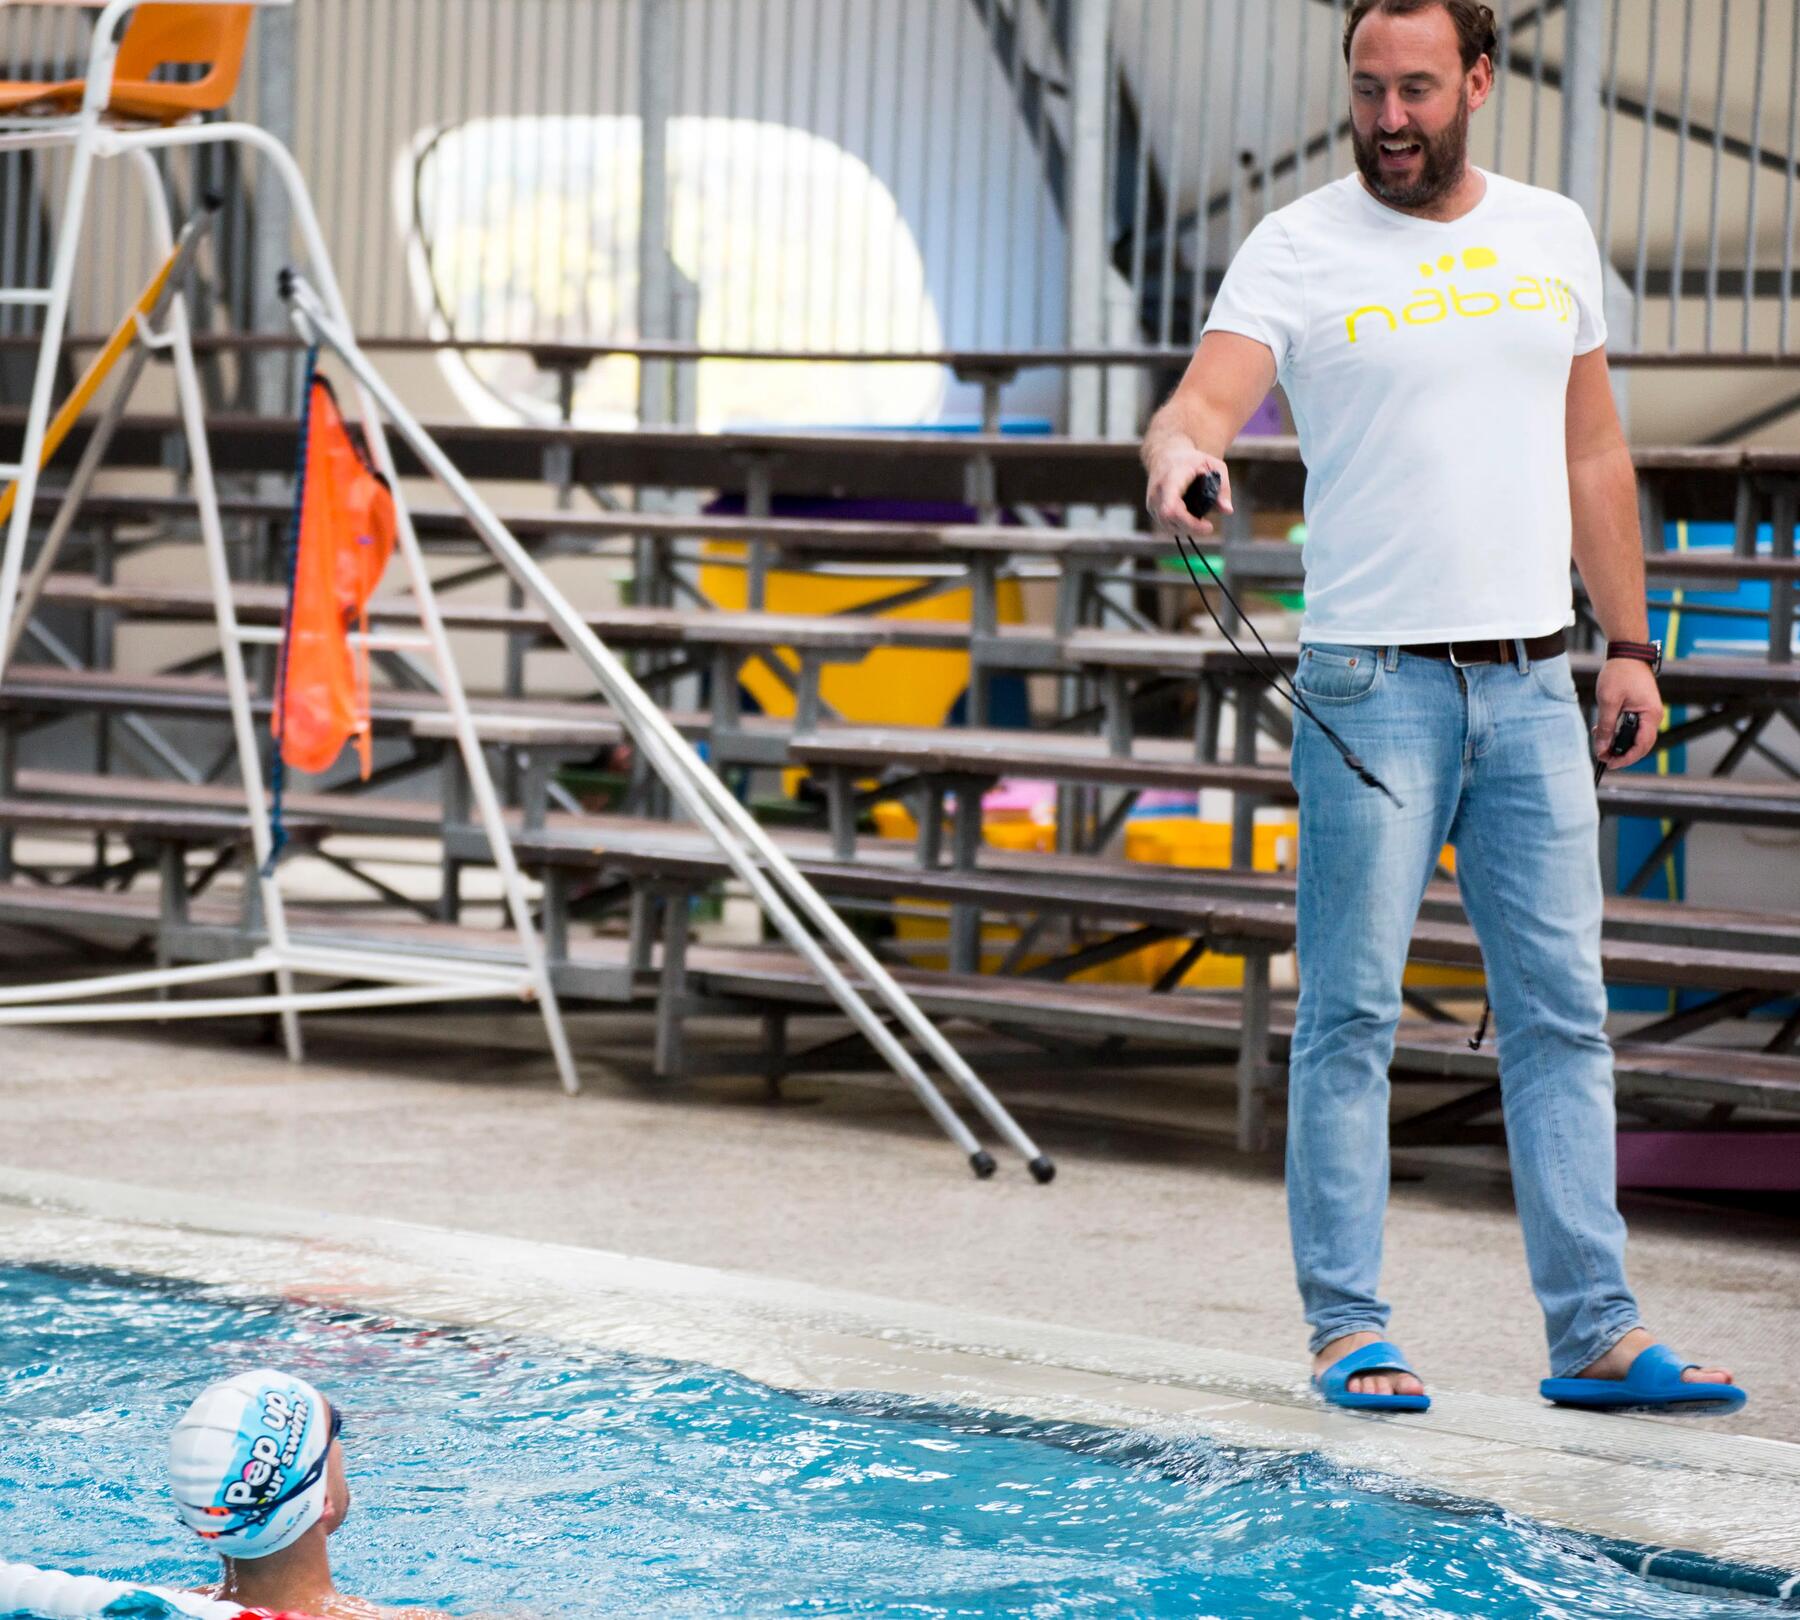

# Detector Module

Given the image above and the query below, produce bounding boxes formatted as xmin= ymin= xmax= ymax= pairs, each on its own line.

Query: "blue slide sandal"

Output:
xmin=1313 ymin=1340 xmax=1431 ymax=1412
xmin=1540 ymin=1343 xmax=1746 ymax=1412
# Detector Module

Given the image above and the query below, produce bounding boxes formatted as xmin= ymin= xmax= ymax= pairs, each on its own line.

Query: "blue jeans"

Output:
xmin=1286 ymin=642 xmax=1641 ymax=1378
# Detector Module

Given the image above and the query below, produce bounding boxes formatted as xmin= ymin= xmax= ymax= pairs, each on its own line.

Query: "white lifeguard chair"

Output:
xmin=0 ymin=0 xmax=1052 ymax=1178
xmin=0 ymin=0 xmax=584 ymax=1089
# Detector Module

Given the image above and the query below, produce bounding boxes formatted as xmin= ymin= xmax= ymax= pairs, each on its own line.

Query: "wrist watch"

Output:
xmin=1606 ymin=638 xmax=1663 ymax=674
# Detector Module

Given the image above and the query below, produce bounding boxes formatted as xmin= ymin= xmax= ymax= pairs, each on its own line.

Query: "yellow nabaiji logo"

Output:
xmin=1343 ymin=247 xmax=1578 ymax=343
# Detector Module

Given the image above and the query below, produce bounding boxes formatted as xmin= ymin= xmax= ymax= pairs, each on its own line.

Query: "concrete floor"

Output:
xmin=1 ymin=1002 xmax=1796 ymax=1442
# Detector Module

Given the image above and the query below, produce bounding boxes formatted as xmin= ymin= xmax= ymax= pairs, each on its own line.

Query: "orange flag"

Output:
xmin=273 ymin=376 xmax=396 ymax=777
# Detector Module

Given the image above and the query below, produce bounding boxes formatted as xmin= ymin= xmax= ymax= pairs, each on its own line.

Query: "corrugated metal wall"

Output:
xmin=2 ymin=0 xmax=1794 ymax=367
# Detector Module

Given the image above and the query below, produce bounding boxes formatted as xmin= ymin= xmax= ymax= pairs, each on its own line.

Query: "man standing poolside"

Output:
xmin=170 ymin=1369 xmax=452 ymax=1618
xmin=1141 ymin=0 xmax=1743 ymax=1414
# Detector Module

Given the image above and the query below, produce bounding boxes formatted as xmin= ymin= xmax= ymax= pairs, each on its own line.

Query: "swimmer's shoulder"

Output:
xmin=317 ymin=1598 xmax=455 ymax=1620
xmin=188 ymin=1583 xmax=454 ymax=1619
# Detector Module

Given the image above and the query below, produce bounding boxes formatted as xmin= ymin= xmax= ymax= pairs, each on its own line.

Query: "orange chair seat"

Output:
xmin=0 ymin=5 xmax=253 ymax=126
xmin=0 ymin=81 xmax=86 ymax=117
xmin=0 ymin=78 xmax=234 ymax=123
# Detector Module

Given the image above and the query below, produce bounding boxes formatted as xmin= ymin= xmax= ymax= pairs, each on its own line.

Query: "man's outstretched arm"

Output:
xmin=1141 ymin=331 xmax=1278 ymax=538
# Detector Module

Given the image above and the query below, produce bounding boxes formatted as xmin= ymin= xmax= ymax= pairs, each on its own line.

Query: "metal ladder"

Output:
xmin=0 ymin=0 xmax=585 ymax=1098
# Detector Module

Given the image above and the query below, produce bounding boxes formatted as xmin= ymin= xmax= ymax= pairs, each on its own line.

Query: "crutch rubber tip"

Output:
xmin=970 ymin=1151 xmax=998 ymax=1179
xmin=1028 ymin=1155 xmax=1056 ymax=1184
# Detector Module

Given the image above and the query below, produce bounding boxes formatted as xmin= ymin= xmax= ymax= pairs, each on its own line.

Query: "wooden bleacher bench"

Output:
xmin=6 ymin=661 xmax=1792 ymax=898
xmin=0 ymin=668 xmax=649 ymax=860
xmin=0 ymin=662 xmax=719 ymax=757
xmin=35 ymin=574 xmax=973 ymax=655
xmin=4 ymin=770 xmax=1798 ymax=1150
xmin=792 ymin=725 xmax=1293 ymax=797
xmin=41 ymin=492 xmax=1798 ymax=588
xmin=31 ymin=576 xmax=977 ymax=735
xmin=0 ymin=410 xmax=1254 ymax=508
xmin=2 ymin=846 xmax=1792 ymax=1153
xmin=8 ymin=415 xmax=1790 ymax=554
xmin=507 ymin=819 xmax=1800 ymax=998
xmin=1065 ymin=631 xmax=1800 ymax=695
xmin=960 ymin=851 xmax=1800 ymax=959
xmin=13 ymin=768 xmax=440 ymax=840
xmin=45 ymin=489 xmax=1149 ymax=564
xmin=3 ymin=399 xmax=1793 ymax=1162
xmin=11 ymin=650 xmax=1789 ymax=845
xmin=0 ymin=790 xmax=328 ymax=939
xmin=20 ymin=765 xmax=1800 ymax=958
xmin=786 ymin=720 xmax=1800 ymax=842
xmin=1214 ymin=537 xmax=1800 ymax=589
xmin=789 ymin=718 xmax=1290 ymax=893
xmin=674 ymin=945 xmax=1800 ymax=1138
xmin=0 ymin=794 xmax=279 ymax=844
xmin=0 ymin=410 xmax=1193 ymax=509
xmin=498 ymin=812 xmax=1800 ymax=1143
xmin=0 ymin=663 xmax=455 ymax=728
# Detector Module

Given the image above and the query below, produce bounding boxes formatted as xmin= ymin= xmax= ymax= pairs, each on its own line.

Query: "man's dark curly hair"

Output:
xmin=1343 ymin=0 xmax=1501 ymax=73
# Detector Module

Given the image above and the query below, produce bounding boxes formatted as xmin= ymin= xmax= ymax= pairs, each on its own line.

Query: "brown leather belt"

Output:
xmin=1400 ymin=630 xmax=1567 ymax=666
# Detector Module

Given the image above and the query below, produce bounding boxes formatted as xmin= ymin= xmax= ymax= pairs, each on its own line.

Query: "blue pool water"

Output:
xmin=0 ymin=1264 xmax=1778 ymax=1618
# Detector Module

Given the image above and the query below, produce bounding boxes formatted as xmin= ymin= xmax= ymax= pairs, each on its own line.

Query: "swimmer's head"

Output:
xmin=169 ymin=1370 xmax=347 ymax=1560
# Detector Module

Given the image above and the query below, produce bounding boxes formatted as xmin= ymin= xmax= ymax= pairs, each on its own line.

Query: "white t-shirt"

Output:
xmin=1202 ymin=168 xmax=1607 ymax=645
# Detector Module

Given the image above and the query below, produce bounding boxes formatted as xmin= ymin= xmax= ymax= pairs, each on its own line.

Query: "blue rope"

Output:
xmin=262 ymin=344 xmax=321 ymax=878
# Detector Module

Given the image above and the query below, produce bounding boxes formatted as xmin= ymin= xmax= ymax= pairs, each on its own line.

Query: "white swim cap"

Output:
xmin=169 ymin=1370 xmax=336 ymax=1560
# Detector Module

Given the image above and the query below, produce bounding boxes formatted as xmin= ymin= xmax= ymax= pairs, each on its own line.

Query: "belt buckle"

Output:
xmin=1448 ymin=639 xmax=1505 ymax=668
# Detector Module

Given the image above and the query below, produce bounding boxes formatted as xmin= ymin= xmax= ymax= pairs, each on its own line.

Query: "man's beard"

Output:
xmin=1352 ymin=92 xmax=1471 ymax=209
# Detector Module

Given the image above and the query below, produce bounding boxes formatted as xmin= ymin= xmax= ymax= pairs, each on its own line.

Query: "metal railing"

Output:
xmin=2 ymin=0 xmax=1794 ymax=393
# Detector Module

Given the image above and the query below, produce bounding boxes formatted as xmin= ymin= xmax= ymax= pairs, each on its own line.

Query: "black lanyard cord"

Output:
xmin=1166 ymin=477 xmax=1644 ymax=1053
xmin=1168 ymin=486 xmax=1403 ymax=808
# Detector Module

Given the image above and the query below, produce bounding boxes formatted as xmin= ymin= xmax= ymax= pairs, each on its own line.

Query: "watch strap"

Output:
xmin=1606 ymin=638 xmax=1663 ymax=673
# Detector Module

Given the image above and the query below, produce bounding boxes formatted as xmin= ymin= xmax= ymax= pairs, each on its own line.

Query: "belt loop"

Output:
xmin=1513 ymin=637 xmax=1530 ymax=673
xmin=1384 ymin=644 xmax=1401 ymax=672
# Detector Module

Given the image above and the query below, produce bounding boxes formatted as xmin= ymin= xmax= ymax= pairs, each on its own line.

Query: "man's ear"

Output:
xmin=1466 ymin=53 xmax=1495 ymax=112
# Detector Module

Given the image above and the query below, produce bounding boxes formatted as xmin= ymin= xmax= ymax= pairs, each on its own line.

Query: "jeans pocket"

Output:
xmin=1528 ymin=654 xmax=1581 ymax=705
xmin=1294 ymin=644 xmax=1381 ymax=705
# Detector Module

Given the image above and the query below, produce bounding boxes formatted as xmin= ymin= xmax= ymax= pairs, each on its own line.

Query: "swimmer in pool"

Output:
xmin=170 ymin=1369 xmax=450 ymax=1620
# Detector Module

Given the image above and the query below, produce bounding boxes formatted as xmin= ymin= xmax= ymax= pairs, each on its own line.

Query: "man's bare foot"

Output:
xmin=1576 ymin=1327 xmax=1733 ymax=1387
xmin=1313 ymin=1330 xmax=1426 ymax=1399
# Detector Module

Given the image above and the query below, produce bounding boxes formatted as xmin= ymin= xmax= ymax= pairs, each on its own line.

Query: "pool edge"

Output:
xmin=0 ymin=1164 xmax=1795 ymax=1607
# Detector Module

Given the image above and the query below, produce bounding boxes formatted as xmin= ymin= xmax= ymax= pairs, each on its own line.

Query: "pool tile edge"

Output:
xmin=0 ymin=1164 xmax=1794 ymax=1597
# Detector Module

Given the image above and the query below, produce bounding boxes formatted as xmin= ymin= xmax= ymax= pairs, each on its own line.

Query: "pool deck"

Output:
xmin=0 ymin=1011 xmax=1796 ymax=1583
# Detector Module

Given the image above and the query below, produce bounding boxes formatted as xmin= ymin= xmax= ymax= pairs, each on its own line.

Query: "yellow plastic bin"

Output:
xmin=880 ymin=800 xmax=1059 ymax=972
xmin=1123 ymin=816 xmax=1298 ymax=988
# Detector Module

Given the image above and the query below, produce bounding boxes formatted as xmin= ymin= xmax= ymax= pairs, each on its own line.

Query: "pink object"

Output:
xmin=983 ymin=778 xmax=1056 ymax=816
xmin=1616 ymin=1132 xmax=1800 ymax=1191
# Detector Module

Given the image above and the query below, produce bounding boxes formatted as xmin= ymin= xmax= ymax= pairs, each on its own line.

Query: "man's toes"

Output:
xmin=1682 ymin=1365 xmax=1733 ymax=1385
xmin=1347 ymin=1372 xmax=1426 ymax=1398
